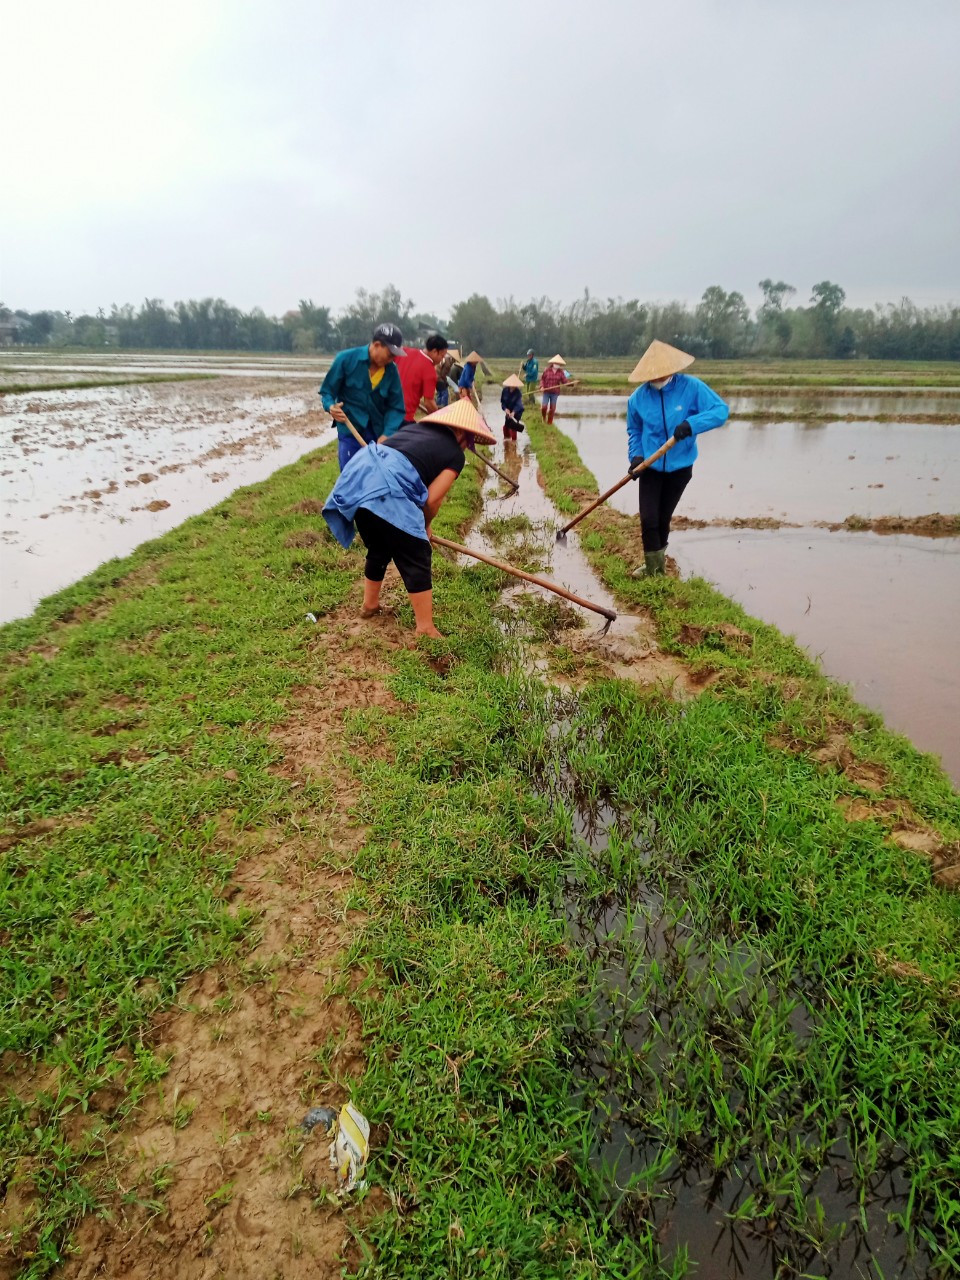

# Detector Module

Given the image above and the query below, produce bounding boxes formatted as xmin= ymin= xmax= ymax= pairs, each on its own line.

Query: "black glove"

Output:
xmin=674 ymin=421 xmax=693 ymax=441
xmin=629 ymin=455 xmax=644 ymax=478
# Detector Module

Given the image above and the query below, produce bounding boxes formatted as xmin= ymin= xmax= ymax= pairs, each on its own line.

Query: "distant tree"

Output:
xmin=337 ymin=285 xmax=414 ymax=347
xmin=695 ymin=286 xmax=750 ymax=357
xmin=296 ymin=299 xmax=335 ymax=351
xmin=810 ymin=280 xmax=846 ymax=355
xmin=449 ymin=294 xmax=501 ymax=353
xmin=757 ymin=279 xmax=796 ymax=354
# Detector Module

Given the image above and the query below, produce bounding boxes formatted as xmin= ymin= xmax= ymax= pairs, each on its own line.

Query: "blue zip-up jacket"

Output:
xmin=458 ymin=362 xmax=477 ymax=391
xmin=521 ymin=356 xmax=538 ymax=382
xmin=626 ymin=374 xmax=728 ymax=471
xmin=500 ymin=387 xmax=524 ymax=418
xmin=319 ymin=345 xmax=405 ymax=442
xmin=322 ymin=444 xmax=429 ymax=548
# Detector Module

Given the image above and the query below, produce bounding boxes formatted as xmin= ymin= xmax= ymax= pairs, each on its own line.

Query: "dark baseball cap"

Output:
xmin=371 ymin=323 xmax=405 ymax=356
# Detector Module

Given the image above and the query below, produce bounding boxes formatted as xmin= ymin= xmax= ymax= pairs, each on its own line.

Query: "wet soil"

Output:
xmin=0 ymin=379 xmax=334 ymax=623
xmin=47 ymin=606 xmax=395 ymax=1280
xmin=461 ymin=438 xmax=701 ymax=696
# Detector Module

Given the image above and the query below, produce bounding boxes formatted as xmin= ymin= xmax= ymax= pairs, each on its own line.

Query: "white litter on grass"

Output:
xmin=329 ymin=1101 xmax=370 ymax=1193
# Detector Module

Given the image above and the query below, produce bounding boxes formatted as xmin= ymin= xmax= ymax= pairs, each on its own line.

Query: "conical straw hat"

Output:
xmin=502 ymin=374 xmax=523 ymax=388
xmin=419 ymin=396 xmax=496 ymax=444
xmin=463 ymin=350 xmax=482 ymax=363
xmin=547 ymin=353 xmax=566 ymax=365
xmin=628 ymin=339 xmax=695 ymax=384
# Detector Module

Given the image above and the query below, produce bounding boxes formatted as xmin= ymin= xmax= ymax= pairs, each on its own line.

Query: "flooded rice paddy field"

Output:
xmin=2 ymin=371 xmax=958 ymax=782
xmin=554 ymin=399 xmax=960 ymax=784
xmin=0 ymin=377 xmax=332 ymax=621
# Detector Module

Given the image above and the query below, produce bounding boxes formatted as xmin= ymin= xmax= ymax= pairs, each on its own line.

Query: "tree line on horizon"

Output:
xmin=2 ymin=281 xmax=958 ymax=361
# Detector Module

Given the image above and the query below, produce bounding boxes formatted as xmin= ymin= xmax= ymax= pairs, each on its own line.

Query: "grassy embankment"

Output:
xmin=3 ymin=418 xmax=960 ymax=1275
xmin=524 ymin=408 xmax=960 ymax=1273
xmin=0 ymin=442 xmax=643 ymax=1277
xmin=0 ymin=375 xmax=217 ymax=396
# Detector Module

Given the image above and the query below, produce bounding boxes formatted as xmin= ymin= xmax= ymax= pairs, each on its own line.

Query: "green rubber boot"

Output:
xmin=631 ymin=552 xmax=661 ymax=579
xmin=652 ymin=550 xmax=667 ymax=576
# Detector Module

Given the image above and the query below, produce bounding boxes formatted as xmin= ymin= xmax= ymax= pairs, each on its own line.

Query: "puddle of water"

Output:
xmin=0 ymin=380 xmax=334 ymax=623
xmin=462 ymin=439 xmax=630 ymax=632
xmin=554 ymin=405 xmax=960 ymax=521
xmin=545 ymin=742 xmax=934 ymax=1279
xmin=673 ymin=527 xmax=960 ymax=783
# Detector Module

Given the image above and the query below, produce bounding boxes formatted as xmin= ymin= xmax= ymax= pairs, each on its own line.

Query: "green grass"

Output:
xmin=3 ymin=409 xmax=960 ymax=1277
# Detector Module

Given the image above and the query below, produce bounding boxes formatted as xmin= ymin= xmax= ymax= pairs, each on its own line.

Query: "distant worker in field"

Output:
xmin=539 ymin=354 xmax=568 ymax=424
xmin=520 ymin=349 xmax=538 ymax=398
xmin=397 ymin=334 xmax=449 ymax=427
xmin=322 ymin=399 xmax=497 ymax=637
xmin=320 ymin=323 xmax=406 ymax=470
xmin=458 ymin=351 xmax=483 ymax=403
xmin=500 ymin=374 xmax=525 ymax=441
xmin=432 ymin=338 xmax=456 ymax=407
xmin=626 ymin=339 xmax=729 ymax=577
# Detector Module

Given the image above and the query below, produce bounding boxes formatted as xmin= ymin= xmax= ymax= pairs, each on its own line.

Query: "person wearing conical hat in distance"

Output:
xmin=539 ymin=354 xmax=568 ymax=424
xmin=322 ymin=398 xmax=496 ymax=638
xmin=500 ymin=374 xmax=525 ymax=442
xmin=626 ymin=339 xmax=729 ymax=578
xmin=320 ymin=322 xmax=406 ymax=471
xmin=458 ymin=350 xmax=483 ymax=403
xmin=520 ymin=349 xmax=539 ymax=399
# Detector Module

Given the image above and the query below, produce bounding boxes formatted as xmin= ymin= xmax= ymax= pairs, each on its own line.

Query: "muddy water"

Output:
xmin=553 ymin=406 xmax=960 ymax=783
xmin=557 ymin=399 xmax=960 ymax=520
xmin=0 ymin=380 xmax=333 ymax=623
xmin=465 ymin=439 xmax=624 ymax=624
xmin=724 ymin=389 xmax=960 ymax=418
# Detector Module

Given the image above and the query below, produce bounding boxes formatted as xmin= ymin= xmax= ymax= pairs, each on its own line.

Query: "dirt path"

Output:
xmin=54 ymin=606 xmax=405 ymax=1280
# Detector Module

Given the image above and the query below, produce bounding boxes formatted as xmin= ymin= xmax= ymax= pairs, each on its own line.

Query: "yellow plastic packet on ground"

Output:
xmin=329 ymin=1101 xmax=370 ymax=1193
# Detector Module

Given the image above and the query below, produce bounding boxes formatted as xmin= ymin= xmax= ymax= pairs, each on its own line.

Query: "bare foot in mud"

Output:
xmin=416 ymin=626 xmax=444 ymax=639
xmin=360 ymin=606 xmax=383 ymax=619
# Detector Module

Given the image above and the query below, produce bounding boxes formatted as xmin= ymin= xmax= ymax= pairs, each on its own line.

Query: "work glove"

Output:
xmin=673 ymin=421 xmax=693 ymax=441
xmin=629 ymin=455 xmax=644 ymax=478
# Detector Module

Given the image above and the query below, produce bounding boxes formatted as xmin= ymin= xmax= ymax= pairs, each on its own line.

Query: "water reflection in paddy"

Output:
xmin=552 ymin=406 xmax=960 ymax=784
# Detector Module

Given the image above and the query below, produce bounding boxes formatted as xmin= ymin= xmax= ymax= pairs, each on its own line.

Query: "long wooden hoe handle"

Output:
xmin=430 ymin=535 xmax=616 ymax=623
xmin=556 ymin=436 xmax=677 ymax=537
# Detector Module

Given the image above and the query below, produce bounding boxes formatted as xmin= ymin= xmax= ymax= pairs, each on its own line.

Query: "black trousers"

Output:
xmin=354 ymin=506 xmax=433 ymax=593
xmin=638 ymin=465 xmax=693 ymax=553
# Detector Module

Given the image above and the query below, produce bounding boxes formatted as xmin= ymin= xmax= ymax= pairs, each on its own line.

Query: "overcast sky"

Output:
xmin=3 ymin=0 xmax=958 ymax=319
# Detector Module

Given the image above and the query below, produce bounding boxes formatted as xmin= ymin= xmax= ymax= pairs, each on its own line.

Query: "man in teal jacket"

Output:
xmin=520 ymin=349 xmax=538 ymax=398
xmin=320 ymin=323 xmax=407 ymax=470
xmin=626 ymin=339 xmax=728 ymax=577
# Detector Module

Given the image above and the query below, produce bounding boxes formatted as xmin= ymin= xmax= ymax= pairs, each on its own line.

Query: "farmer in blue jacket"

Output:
xmin=320 ymin=323 xmax=407 ymax=470
xmin=626 ymin=339 xmax=728 ymax=577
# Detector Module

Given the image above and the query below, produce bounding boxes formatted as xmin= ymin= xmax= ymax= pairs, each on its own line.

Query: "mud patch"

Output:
xmin=823 ymin=512 xmax=960 ymax=537
xmin=49 ymin=611 xmax=401 ymax=1279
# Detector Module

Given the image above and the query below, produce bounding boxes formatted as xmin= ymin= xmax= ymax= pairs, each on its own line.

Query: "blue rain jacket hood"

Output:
xmin=322 ymin=444 xmax=429 ymax=548
xmin=626 ymin=373 xmax=728 ymax=471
